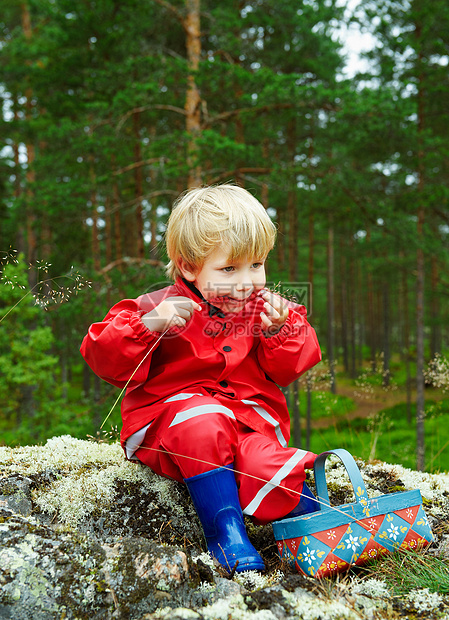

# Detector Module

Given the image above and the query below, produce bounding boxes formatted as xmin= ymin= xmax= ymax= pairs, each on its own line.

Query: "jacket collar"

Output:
xmin=177 ymin=278 xmax=226 ymax=319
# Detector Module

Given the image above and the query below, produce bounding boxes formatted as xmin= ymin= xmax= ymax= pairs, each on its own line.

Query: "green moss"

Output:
xmin=386 ymin=485 xmax=406 ymax=493
xmin=324 ymin=481 xmax=352 ymax=505
xmin=0 ymin=485 xmax=18 ymax=496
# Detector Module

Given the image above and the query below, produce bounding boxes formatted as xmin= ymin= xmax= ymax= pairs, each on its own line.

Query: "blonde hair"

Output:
xmin=165 ymin=184 xmax=277 ymax=280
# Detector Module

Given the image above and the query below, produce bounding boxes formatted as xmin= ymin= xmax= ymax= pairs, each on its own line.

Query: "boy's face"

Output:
xmin=180 ymin=244 xmax=267 ymax=314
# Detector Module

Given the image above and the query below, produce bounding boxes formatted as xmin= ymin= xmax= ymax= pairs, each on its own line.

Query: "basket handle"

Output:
xmin=314 ymin=448 xmax=369 ymax=511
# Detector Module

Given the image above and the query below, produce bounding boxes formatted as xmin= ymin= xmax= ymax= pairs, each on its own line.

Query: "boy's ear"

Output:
xmin=178 ymin=257 xmax=197 ymax=282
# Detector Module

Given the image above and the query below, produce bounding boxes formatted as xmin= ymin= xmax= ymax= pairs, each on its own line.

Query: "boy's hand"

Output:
xmin=142 ymin=296 xmax=201 ymax=332
xmin=260 ymin=290 xmax=289 ymax=336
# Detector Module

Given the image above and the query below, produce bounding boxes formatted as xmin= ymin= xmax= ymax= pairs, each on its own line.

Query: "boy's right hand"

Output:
xmin=141 ymin=296 xmax=201 ymax=332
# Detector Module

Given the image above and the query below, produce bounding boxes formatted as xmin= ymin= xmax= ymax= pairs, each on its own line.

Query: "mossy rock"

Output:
xmin=1 ymin=436 xmax=449 ymax=619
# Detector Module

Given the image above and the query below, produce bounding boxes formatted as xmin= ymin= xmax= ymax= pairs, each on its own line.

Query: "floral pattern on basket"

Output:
xmin=273 ymin=449 xmax=434 ymax=579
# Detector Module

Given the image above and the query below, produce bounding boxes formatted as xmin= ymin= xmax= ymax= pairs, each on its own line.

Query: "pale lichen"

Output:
xmin=0 ymin=436 xmax=193 ymax=529
xmin=347 ymin=578 xmax=393 ymax=619
xmin=406 ymin=587 xmax=443 ymax=612
xmin=0 ymin=435 xmax=123 ymax=474
xmin=191 ymin=551 xmax=215 ymax=569
xmin=197 ymin=593 xmax=278 ymax=620
xmin=363 ymin=461 xmax=449 ymax=518
xmin=152 ymin=609 xmax=201 ymax=619
xmin=282 ymin=589 xmax=359 ymax=620
xmin=234 ymin=569 xmax=283 ymax=592
xmin=349 ymin=578 xmax=391 ymax=599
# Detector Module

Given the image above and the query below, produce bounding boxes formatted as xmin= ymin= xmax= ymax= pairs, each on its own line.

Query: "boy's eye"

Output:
xmin=252 ymin=262 xmax=263 ymax=269
xmin=222 ymin=266 xmax=235 ymax=273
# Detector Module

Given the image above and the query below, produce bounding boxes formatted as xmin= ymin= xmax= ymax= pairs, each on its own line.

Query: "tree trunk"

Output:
xmin=382 ymin=281 xmax=391 ymax=388
xmin=327 ymin=217 xmax=336 ymax=393
xmin=83 ymin=363 xmax=91 ymax=399
xmin=357 ymin=260 xmax=364 ymax=370
xmin=12 ymin=94 xmax=26 ymax=254
xmin=90 ymin=162 xmax=101 ymax=272
xmin=287 ymin=191 xmax=298 ymax=281
xmin=184 ymin=0 xmax=202 ymax=187
xmin=348 ymin=241 xmax=357 ymax=379
xmin=340 ymin=247 xmax=349 ymax=374
xmin=282 ymin=385 xmax=290 ymax=410
xmin=291 ymin=380 xmax=301 ymax=448
xmin=308 ymin=212 xmax=314 ymax=300
xmin=277 ymin=205 xmax=286 ymax=267
xmin=306 ymin=373 xmax=312 ymax=450
xmin=21 ymin=2 xmax=37 ymax=289
xmin=233 ymin=84 xmax=245 ymax=187
xmin=416 ymin=25 xmax=425 ymax=471
xmin=416 ymin=216 xmax=425 ymax=471
xmin=133 ymin=110 xmax=145 ymax=258
xmin=105 ymin=195 xmax=112 ymax=266
xmin=305 ymin=208 xmax=315 ymax=449
xmin=18 ymin=385 xmax=37 ymax=424
xmin=149 ymin=211 xmax=159 ymax=260
xmin=287 ymin=118 xmax=298 ymax=281
xmin=261 ymin=140 xmax=269 ymax=210
xmin=401 ymin=260 xmax=412 ymax=425
xmin=104 ymin=195 xmax=113 ymax=306
xmin=112 ymin=156 xmax=123 ymax=267
xmin=92 ymin=375 xmax=102 ymax=430
xmin=61 ymin=344 xmax=68 ymax=401
xmin=430 ymin=254 xmax=441 ymax=359
xmin=366 ymin=230 xmax=377 ymax=373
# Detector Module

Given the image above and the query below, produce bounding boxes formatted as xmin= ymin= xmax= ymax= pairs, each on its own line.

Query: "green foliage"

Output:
xmin=290 ymin=389 xmax=356 ymax=421
xmin=0 ymin=255 xmax=61 ymax=437
xmin=1 ymin=0 xmax=449 ymax=465
xmin=310 ymin=398 xmax=449 ymax=473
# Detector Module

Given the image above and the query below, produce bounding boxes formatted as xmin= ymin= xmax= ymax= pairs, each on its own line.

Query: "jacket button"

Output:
xmin=219 ymin=381 xmax=228 ymax=388
xmin=223 ymin=346 xmax=232 ymax=352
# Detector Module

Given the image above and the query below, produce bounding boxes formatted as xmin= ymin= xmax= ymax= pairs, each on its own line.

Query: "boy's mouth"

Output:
xmin=208 ymin=292 xmax=256 ymax=305
xmin=226 ymin=297 xmax=248 ymax=306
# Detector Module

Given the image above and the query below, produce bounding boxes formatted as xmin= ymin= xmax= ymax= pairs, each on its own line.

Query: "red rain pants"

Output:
xmin=132 ymin=392 xmax=316 ymax=525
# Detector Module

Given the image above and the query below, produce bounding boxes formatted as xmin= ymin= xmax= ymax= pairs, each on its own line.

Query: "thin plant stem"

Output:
xmin=0 ymin=288 xmax=34 ymax=323
xmin=0 ymin=274 xmax=89 ymax=324
xmin=100 ymin=326 xmax=171 ymax=429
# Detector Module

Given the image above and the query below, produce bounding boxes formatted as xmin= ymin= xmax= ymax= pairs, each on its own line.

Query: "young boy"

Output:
xmin=81 ymin=184 xmax=321 ymax=572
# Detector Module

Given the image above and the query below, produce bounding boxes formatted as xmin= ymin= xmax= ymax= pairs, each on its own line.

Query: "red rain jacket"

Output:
xmin=80 ymin=278 xmax=321 ymax=448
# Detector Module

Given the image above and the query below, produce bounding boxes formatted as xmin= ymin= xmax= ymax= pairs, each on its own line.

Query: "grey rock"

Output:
xmin=209 ymin=577 xmax=245 ymax=602
xmin=0 ymin=475 xmax=33 ymax=517
xmin=1 ymin=437 xmax=449 ymax=620
xmin=0 ymin=513 xmax=206 ymax=620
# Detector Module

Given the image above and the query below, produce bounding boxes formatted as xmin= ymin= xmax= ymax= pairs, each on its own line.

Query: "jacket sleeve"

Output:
xmin=256 ymin=306 xmax=321 ymax=387
xmin=80 ymin=298 xmax=162 ymax=388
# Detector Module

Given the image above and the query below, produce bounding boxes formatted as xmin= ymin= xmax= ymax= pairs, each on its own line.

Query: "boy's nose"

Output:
xmin=235 ymin=280 xmax=252 ymax=292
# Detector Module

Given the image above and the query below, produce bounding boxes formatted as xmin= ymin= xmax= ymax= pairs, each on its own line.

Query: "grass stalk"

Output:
xmin=362 ymin=549 xmax=449 ymax=595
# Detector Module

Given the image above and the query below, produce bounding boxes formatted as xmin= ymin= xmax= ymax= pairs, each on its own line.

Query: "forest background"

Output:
xmin=1 ymin=0 xmax=448 ymax=474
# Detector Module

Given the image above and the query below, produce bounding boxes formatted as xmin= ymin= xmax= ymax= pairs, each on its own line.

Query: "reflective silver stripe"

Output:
xmin=242 ymin=399 xmax=288 ymax=447
xmin=242 ymin=449 xmax=309 ymax=516
xmin=125 ymin=422 xmax=152 ymax=460
xmin=164 ymin=392 xmax=203 ymax=403
xmin=169 ymin=404 xmax=236 ymax=427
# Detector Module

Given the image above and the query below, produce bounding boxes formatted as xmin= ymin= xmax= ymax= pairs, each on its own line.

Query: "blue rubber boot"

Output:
xmin=285 ymin=482 xmax=320 ymax=518
xmin=184 ymin=465 xmax=265 ymax=572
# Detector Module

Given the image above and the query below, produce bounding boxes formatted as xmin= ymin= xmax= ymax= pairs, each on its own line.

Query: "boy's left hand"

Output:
xmin=260 ymin=290 xmax=289 ymax=336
